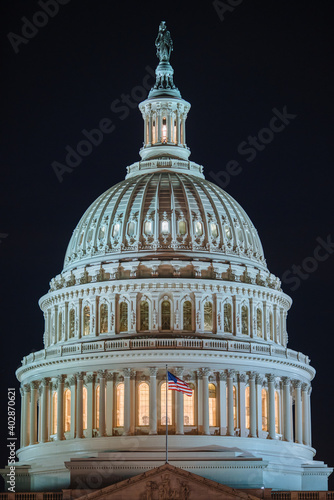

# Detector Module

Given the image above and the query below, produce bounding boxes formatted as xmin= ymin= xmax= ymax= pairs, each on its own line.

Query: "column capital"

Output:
xmin=200 ymin=367 xmax=210 ymax=378
xmin=149 ymin=367 xmax=158 ymax=377
xmin=218 ymin=371 xmax=227 ymax=381
xmin=30 ymin=381 xmax=40 ymax=390
xmin=281 ymin=376 xmax=291 ymax=386
xmin=69 ymin=374 xmax=77 ymax=386
xmin=255 ymin=374 xmax=264 ymax=385
xmin=85 ymin=373 xmax=95 ymax=384
xmin=123 ymin=368 xmax=131 ymax=377
xmin=301 ymin=382 xmax=309 ymax=392
xmin=130 ymin=369 xmax=136 ymax=380
xmin=41 ymin=377 xmax=50 ymax=387
xmin=175 ymin=367 xmax=184 ymax=377
xmin=292 ymin=380 xmax=302 ymax=389
xmin=97 ymin=370 xmax=107 ymax=381
xmin=226 ymin=369 xmax=235 ymax=379
xmin=247 ymin=371 xmax=257 ymax=381
xmin=238 ymin=373 xmax=247 ymax=384
xmin=23 ymin=384 xmax=31 ymax=393
xmin=56 ymin=374 xmax=65 ymax=384
xmin=75 ymin=372 xmax=84 ymax=381
xmin=266 ymin=373 xmax=276 ymax=383
xmin=20 ymin=387 xmax=24 ymax=397
xmin=106 ymin=371 xmax=115 ymax=382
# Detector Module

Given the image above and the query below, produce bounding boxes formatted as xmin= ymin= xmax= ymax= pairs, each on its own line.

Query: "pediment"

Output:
xmin=75 ymin=463 xmax=260 ymax=500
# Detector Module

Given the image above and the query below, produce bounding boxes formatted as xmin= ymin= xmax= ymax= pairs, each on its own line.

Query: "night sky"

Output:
xmin=1 ymin=0 xmax=334 ymax=491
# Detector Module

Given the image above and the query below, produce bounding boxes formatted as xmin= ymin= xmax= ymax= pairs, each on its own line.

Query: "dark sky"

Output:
xmin=1 ymin=0 xmax=334 ymax=491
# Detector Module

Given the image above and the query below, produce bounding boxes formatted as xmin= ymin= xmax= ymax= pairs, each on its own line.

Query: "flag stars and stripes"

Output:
xmin=167 ymin=371 xmax=192 ymax=397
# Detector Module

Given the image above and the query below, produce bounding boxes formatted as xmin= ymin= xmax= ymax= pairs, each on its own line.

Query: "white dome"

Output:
xmin=64 ymin=167 xmax=266 ymax=272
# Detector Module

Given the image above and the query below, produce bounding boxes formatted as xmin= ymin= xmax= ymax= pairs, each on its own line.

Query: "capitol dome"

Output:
xmin=9 ymin=21 xmax=332 ymax=495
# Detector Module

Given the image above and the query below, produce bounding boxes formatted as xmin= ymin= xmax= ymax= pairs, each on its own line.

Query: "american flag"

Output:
xmin=167 ymin=371 xmax=192 ymax=397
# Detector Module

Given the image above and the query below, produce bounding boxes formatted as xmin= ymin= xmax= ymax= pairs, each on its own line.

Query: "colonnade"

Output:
xmin=20 ymin=368 xmax=312 ymax=449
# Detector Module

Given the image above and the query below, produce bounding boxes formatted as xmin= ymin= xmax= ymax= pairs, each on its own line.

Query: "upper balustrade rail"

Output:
xmin=21 ymin=338 xmax=310 ymax=367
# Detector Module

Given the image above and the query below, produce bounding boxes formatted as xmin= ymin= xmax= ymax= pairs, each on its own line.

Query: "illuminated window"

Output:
xmin=204 ymin=302 xmax=213 ymax=331
xmin=64 ymin=389 xmax=71 ymax=433
xmin=275 ymin=391 xmax=280 ymax=434
xmin=127 ymin=221 xmax=135 ymax=237
xmin=83 ymin=306 xmax=90 ymax=336
xmin=96 ymin=385 xmax=100 ymax=429
xmin=209 ymin=384 xmax=217 ymax=426
xmin=210 ymin=222 xmax=218 ymax=238
xmin=119 ymin=302 xmax=128 ymax=332
xmin=174 ymin=118 xmax=177 ymax=144
xmin=98 ymin=226 xmax=105 ymax=240
xmin=112 ymin=223 xmax=120 ymax=238
xmin=138 ymin=382 xmax=149 ymax=426
xmin=161 ymin=300 xmax=171 ymax=331
xmin=257 ymin=309 xmax=262 ymax=337
xmin=262 ymin=389 xmax=268 ymax=431
xmin=224 ymin=303 xmax=232 ymax=332
xmin=184 ymin=383 xmax=195 ymax=425
xmin=152 ymin=119 xmax=156 ymax=143
xmin=183 ymin=301 xmax=192 ymax=331
xmin=245 ymin=386 xmax=250 ymax=429
xmin=58 ymin=311 xmax=63 ymax=342
xmin=140 ymin=301 xmax=149 ymax=330
xmin=100 ymin=304 xmax=108 ymax=333
xmin=87 ymin=228 xmax=93 ymax=243
xmin=225 ymin=226 xmax=232 ymax=240
xmin=233 ymin=386 xmax=237 ymax=429
xmin=162 ymin=116 xmax=167 ymax=142
xmin=69 ymin=309 xmax=75 ymax=338
xmin=52 ymin=392 xmax=57 ymax=435
xmin=194 ymin=221 xmax=203 ymax=236
xmin=178 ymin=220 xmax=186 ymax=235
xmin=161 ymin=382 xmax=173 ymax=425
xmin=241 ymin=306 xmax=248 ymax=335
xmin=161 ymin=220 xmax=169 ymax=234
xmin=144 ymin=220 xmax=153 ymax=235
xmin=116 ymin=384 xmax=124 ymax=427
xmin=269 ymin=313 xmax=273 ymax=341
xmin=83 ymin=387 xmax=87 ymax=430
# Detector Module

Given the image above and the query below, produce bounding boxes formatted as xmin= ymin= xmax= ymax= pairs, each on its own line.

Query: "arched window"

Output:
xmin=209 ymin=383 xmax=217 ymax=426
xmin=161 ymin=220 xmax=169 ymax=234
xmin=140 ymin=301 xmax=149 ymax=331
xmin=83 ymin=306 xmax=90 ymax=336
xmin=204 ymin=302 xmax=213 ymax=331
xmin=116 ymin=383 xmax=124 ymax=427
xmin=245 ymin=386 xmax=250 ymax=430
xmin=233 ymin=386 xmax=237 ymax=429
xmin=112 ymin=222 xmax=120 ymax=238
xmin=100 ymin=304 xmax=108 ymax=333
xmin=138 ymin=382 xmax=149 ymax=426
xmin=257 ymin=308 xmax=262 ymax=337
xmin=69 ymin=309 xmax=75 ymax=338
xmin=262 ymin=389 xmax=268 ymax=431
xmin=119 ymin=302 xmax=128 ymax=332
xmin=275 ymin=391 xmax=280 ymax=434
xmin=194 ymin=221 xmax=203 ymax=236
xmin=64 ymin=389 xmax=71 ymax=432
xmin=269 ymin=313 xmax=273 ymax=341
xmin=178 ymin=220 xmax=186 ymax=235
xmin=183 ymin=301 xmax=192 ymax=331
xmin=161 ymin=300 xmax=171 ymax=331
xmin=152 ymin=118 xmax=156 ymax=144
xmin=52 ymin=392 xmax=57 ymax=435
xmin=127 ymin=221 xmax=135 ymax=237
xmin=224 ymin=303 xmax=232 ymax=332
xmin=241 ymin=305 xmax=248 ymax=335
xmin=183 ymin=384 xmax=195 ymax=425
xmin=95 ymin=386 xmax=100 ymax=430
xmin=58 ymin=312 xmax=63 ymax=342
xmin=162 ymin=116 xmax=167 ymax=142
xmin=210 ymin=222 xmax=218 ymax=238
xmin=161 ymin=382 xmax=173 ymax=425
xmin=144 ymin=221 xmax=153 ymax=235
xmin=83 ymin=387 xmax=87 ymax=430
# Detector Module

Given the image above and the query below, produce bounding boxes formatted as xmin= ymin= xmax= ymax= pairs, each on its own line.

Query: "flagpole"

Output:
xmin=166 ymin=363 xmax=168 ymax=464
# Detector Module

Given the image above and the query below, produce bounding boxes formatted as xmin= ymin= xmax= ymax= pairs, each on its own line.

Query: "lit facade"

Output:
xmin=8 ymin=22 xmax=333 ymax=492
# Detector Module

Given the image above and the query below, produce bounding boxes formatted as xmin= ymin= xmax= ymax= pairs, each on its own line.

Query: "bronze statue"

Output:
xmin=155 ymin=21 xmax=173 ymax=62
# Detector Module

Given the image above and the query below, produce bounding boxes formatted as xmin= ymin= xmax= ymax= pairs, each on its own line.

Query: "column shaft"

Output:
xmin=41 ymin=380 xmax=49 ymax=443
xmin=294 ymin=383 xmax=302 ymax=444
xmin=202 ymin=372 xmax=210 ymax=435
xmin=219 ymin=374 xmax=227 ymax=436
xmin=106 ymin=373 xmax=114 ymax=436
xmin=283 ymin=378 xmax=291 ymax=441
xmin=123 ymin=371 xmax=131 ymax=435
xmin=267 ymin=375 xmax=276 ymax=439
xmin=99 ymin=373 xmax=106 ymax=437
xmin=149 ymin=369 xmax=157 ymax=435
xmin=227 ymin=371 xmax=234 ymax=436
xmin=76 ymin=375 xmax=83 ymax=438
xmin=57 ymin=377 xmax=64 ymax=441
xmin=249 ymin=374 xmax=257 ymax=438
xmin=29 ymin=383 xmax=38 ymax=445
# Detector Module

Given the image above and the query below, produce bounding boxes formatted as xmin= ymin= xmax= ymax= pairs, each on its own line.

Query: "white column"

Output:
xmin=267 ymin=374 xmax=276 ymax=440
xmin=149 ymin=368 xmax=158 ymax=435
xmin=294 ymin=381 xmax=302 ymax=444
xmin=85 ymin=373 xmax=94 ymax=438
xmin=249 ymin=372 xmax=257 ymax=438
xmin=130 ymin=370 xmax=136 ymax=434
xmin=226 ymin=370 xmax=235 ymax=436
xmin=282 ymin=377 xmax=292 ymax=442
xmin=263 ymin=302 xmax=267 ymax=340
xmin=56 ymin=376 xmax=64 ymax=441
xmin=29 ymin=382 xmax=38 ymax=445
xmin=157 ymin=110 xmax=162 ymax=143
xmin=167 ymin=112 xmax=171 ymax=143
xmin=69 ymin=375 xmax=76 ymax=439
xmin=106 ymin=372 xmax=114 ymax=436
xmin=218 ymin=372 xmax=227 ymax=436
xmin=41 ymin=378 xmax=49 ymax=443
xmin=238 ymin=373 xmax=246 ymax=437
xmin=97 ymin=371 xmax=106 ymax=437
xmin=302 ymin=384 xmax=309 ymax=445
xmin=249 ymin=298 xmax=254 ymax=338
xmin=176 ymin=110 xmax=181 ymax=144
xmin=123 ymin=369 xmax=131 ymax=435
xmin=22 ymin=385 xmax=31 ymax=447
xmin=64 ymin=302 xmax=68 ymax=341
xmin=255 ymin=374 xmax=263 ymax=436
xmin=216 ymin=293 xmax=224 ymax=335
xmin=148 ymin=111 xmax=152 ymax=145
xmin=197 ymin=371 xmax=203 ymax=433
xmin=181 ymin=115 xmax=186 ymax=144
xmin=76 ymin=373 xmax=84 ymax=438
xmin=273 ymin=304 xmax=278 ymax=343
xmin=202 ymin=368 xmax=210 ymax=436
xmin=308 ymin=386 xmax=312 ymax=446
xmin=176 ymin=368 xmax=184 ymax=435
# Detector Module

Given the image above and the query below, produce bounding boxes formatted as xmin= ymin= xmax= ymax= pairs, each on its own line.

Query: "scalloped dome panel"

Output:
xmin=63 ymin=172 xmax=266 ymax=271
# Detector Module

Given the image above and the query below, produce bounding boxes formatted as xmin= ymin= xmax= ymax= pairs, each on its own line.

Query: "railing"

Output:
xmin=0 ymin=495 xmax=63 ymax=500
xmin=272 ymin=493 xmax=334 ymax=500
xmin=21 ymin=338 xmax=310 ymax=368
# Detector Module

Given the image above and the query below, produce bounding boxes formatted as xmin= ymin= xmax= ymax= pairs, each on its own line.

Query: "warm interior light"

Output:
xmin=162 ymin=117 xmax=167 ymax=142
